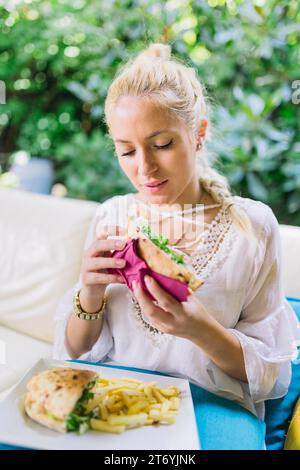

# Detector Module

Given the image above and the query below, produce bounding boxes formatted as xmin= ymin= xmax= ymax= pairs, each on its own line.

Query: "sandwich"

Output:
xmin=24 ymin=368 xmax=98 ymax=434
xmin=124 ymin=219 xmax=204 ymax=294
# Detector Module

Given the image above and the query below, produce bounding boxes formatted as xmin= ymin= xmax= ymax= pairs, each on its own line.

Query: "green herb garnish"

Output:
xmin=139 ymin=223 xmax=185 ymax=265
xmin=66 ymin=378 xmax=97 ymax=433
xmin=66 ymin=413 xmax=91 ymax=433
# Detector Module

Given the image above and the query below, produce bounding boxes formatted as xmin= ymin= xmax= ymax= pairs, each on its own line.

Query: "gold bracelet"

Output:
xmin=73 ymin=288 xmax=107 ymax=321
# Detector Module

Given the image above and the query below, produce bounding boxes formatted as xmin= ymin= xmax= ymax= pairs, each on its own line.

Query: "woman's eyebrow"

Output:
xmin=114 ymin=128 xmax=172 ymax=143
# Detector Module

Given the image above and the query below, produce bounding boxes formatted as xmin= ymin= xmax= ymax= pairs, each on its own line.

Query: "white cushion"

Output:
xmin=0 ymin=188 xmax=98 ymax=343
xmin=0 ymin=325 xmax=52 ymax=395
xmin=279 ymin=224 xmax=300 ymax=299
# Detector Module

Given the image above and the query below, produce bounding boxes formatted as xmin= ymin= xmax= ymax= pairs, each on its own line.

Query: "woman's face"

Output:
xmin=109 ymin=96 xmax=202 ymax=207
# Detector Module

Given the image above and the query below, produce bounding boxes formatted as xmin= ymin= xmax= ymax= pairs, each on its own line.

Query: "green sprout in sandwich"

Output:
xmin=139 ymin=223 xmax=185 ymax=265
xmin=66 ymin=377 xmax=98 ymax=434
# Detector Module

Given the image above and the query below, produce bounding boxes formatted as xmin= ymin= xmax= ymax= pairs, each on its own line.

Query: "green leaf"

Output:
xmin=246 ymin=173 xmax=268 ymax=201
xmin=139 ymin=224 xmax=185 ymax=265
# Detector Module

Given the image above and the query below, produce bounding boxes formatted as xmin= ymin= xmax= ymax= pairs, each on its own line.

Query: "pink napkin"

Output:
xmin=107 ymin=238 xmax=189 ymax=302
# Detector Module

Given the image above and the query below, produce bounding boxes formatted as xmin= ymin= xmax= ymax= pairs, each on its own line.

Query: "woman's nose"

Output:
xmin=138 ymin=153 xmax=159 ymax=176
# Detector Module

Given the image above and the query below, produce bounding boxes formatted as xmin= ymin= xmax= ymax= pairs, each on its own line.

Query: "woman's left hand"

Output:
xmin=132 ymin=275 xmax=213 ymax=340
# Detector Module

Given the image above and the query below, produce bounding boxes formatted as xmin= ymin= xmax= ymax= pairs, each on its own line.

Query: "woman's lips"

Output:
xmin=144 ymin=180 xmax=168 ymax=192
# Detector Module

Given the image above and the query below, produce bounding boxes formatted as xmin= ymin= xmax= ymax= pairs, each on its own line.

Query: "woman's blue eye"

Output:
xmin=121 ymin=139 xmax=173 ymax=157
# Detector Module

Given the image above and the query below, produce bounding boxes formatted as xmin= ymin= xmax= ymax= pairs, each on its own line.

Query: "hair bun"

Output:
xmin=135 ymin=43 xmax=171 ymax=63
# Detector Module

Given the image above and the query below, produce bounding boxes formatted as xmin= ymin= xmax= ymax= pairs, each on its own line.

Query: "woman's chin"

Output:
xmin=144 ymin=192 xmax=172 ymax=204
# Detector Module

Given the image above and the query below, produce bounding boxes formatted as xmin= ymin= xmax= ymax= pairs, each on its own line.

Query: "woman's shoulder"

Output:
xmin=232 ymin=195 xmax=279 ymax=238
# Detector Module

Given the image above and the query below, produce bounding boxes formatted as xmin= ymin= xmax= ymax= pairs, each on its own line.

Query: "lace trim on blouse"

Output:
xmin=128 ymin=203 xmax=238 ymax=346
xmin=189 ymin=205 xmax=238 ymax=281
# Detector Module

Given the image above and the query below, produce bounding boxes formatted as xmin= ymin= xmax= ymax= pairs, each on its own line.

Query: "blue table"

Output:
xmin=0 ymin=360 xmax=265 ymax=450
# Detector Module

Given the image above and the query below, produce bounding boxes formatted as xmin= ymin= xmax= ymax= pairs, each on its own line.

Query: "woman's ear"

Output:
xmin=196 ymin=118 xmax=208 ymax=150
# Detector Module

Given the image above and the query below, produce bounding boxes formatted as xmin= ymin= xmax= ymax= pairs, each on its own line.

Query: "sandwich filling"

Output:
xmin=65 ymin=377 xmax=98 ymax=434
xmin=139 ymin=223 xmax=185 ymax=265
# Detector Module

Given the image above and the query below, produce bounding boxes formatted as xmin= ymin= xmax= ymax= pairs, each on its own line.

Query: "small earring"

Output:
xmin=196 ymin=139 xmax=203 ymax=151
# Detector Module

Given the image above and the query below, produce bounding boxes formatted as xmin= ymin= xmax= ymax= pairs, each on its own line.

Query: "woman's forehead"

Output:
xmin=111 ymin=98 xmax=170 ymax=124
xmin=109 ymin=98 xmax=183 ymax=141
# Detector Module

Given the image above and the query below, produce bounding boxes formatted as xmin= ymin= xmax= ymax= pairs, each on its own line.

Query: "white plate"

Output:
xmin=0 ymin=358 xmax=200 ymax=450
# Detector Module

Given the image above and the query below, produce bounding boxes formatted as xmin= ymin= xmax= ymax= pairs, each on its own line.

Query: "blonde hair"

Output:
xmin=103 ymin=42 xmax=254 ymax=238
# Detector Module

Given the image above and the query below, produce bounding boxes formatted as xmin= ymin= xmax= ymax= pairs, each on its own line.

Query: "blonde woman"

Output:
xmin=53 ymin=43 xmax=300 ymax=444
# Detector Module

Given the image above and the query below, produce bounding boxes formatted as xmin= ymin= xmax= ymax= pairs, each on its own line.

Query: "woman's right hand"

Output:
xmin=80 ymin=225 xmax=127 ymax=305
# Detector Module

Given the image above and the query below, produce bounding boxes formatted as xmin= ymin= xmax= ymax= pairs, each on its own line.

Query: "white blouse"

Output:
xmin=53 ymin=193 xmax=300 ymax=420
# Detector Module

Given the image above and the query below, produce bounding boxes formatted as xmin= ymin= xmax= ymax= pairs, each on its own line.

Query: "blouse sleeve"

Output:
xmin=52 ymin=202 xmax=114 ymax=362
xmin=228 ymin=205 xmax=300 ymax=403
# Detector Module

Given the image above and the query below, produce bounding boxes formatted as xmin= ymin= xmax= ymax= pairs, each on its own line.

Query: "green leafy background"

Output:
xmin=0 ymin=0 xmax=299 ymax=225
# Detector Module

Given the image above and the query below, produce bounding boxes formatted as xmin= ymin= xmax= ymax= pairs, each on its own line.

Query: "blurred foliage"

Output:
xmin=0 ymin=0 xmax=299 ymax=224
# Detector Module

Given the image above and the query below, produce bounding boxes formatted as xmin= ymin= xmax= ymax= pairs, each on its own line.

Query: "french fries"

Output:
xmin=85 ymin=376 xmax=181 ymax=434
